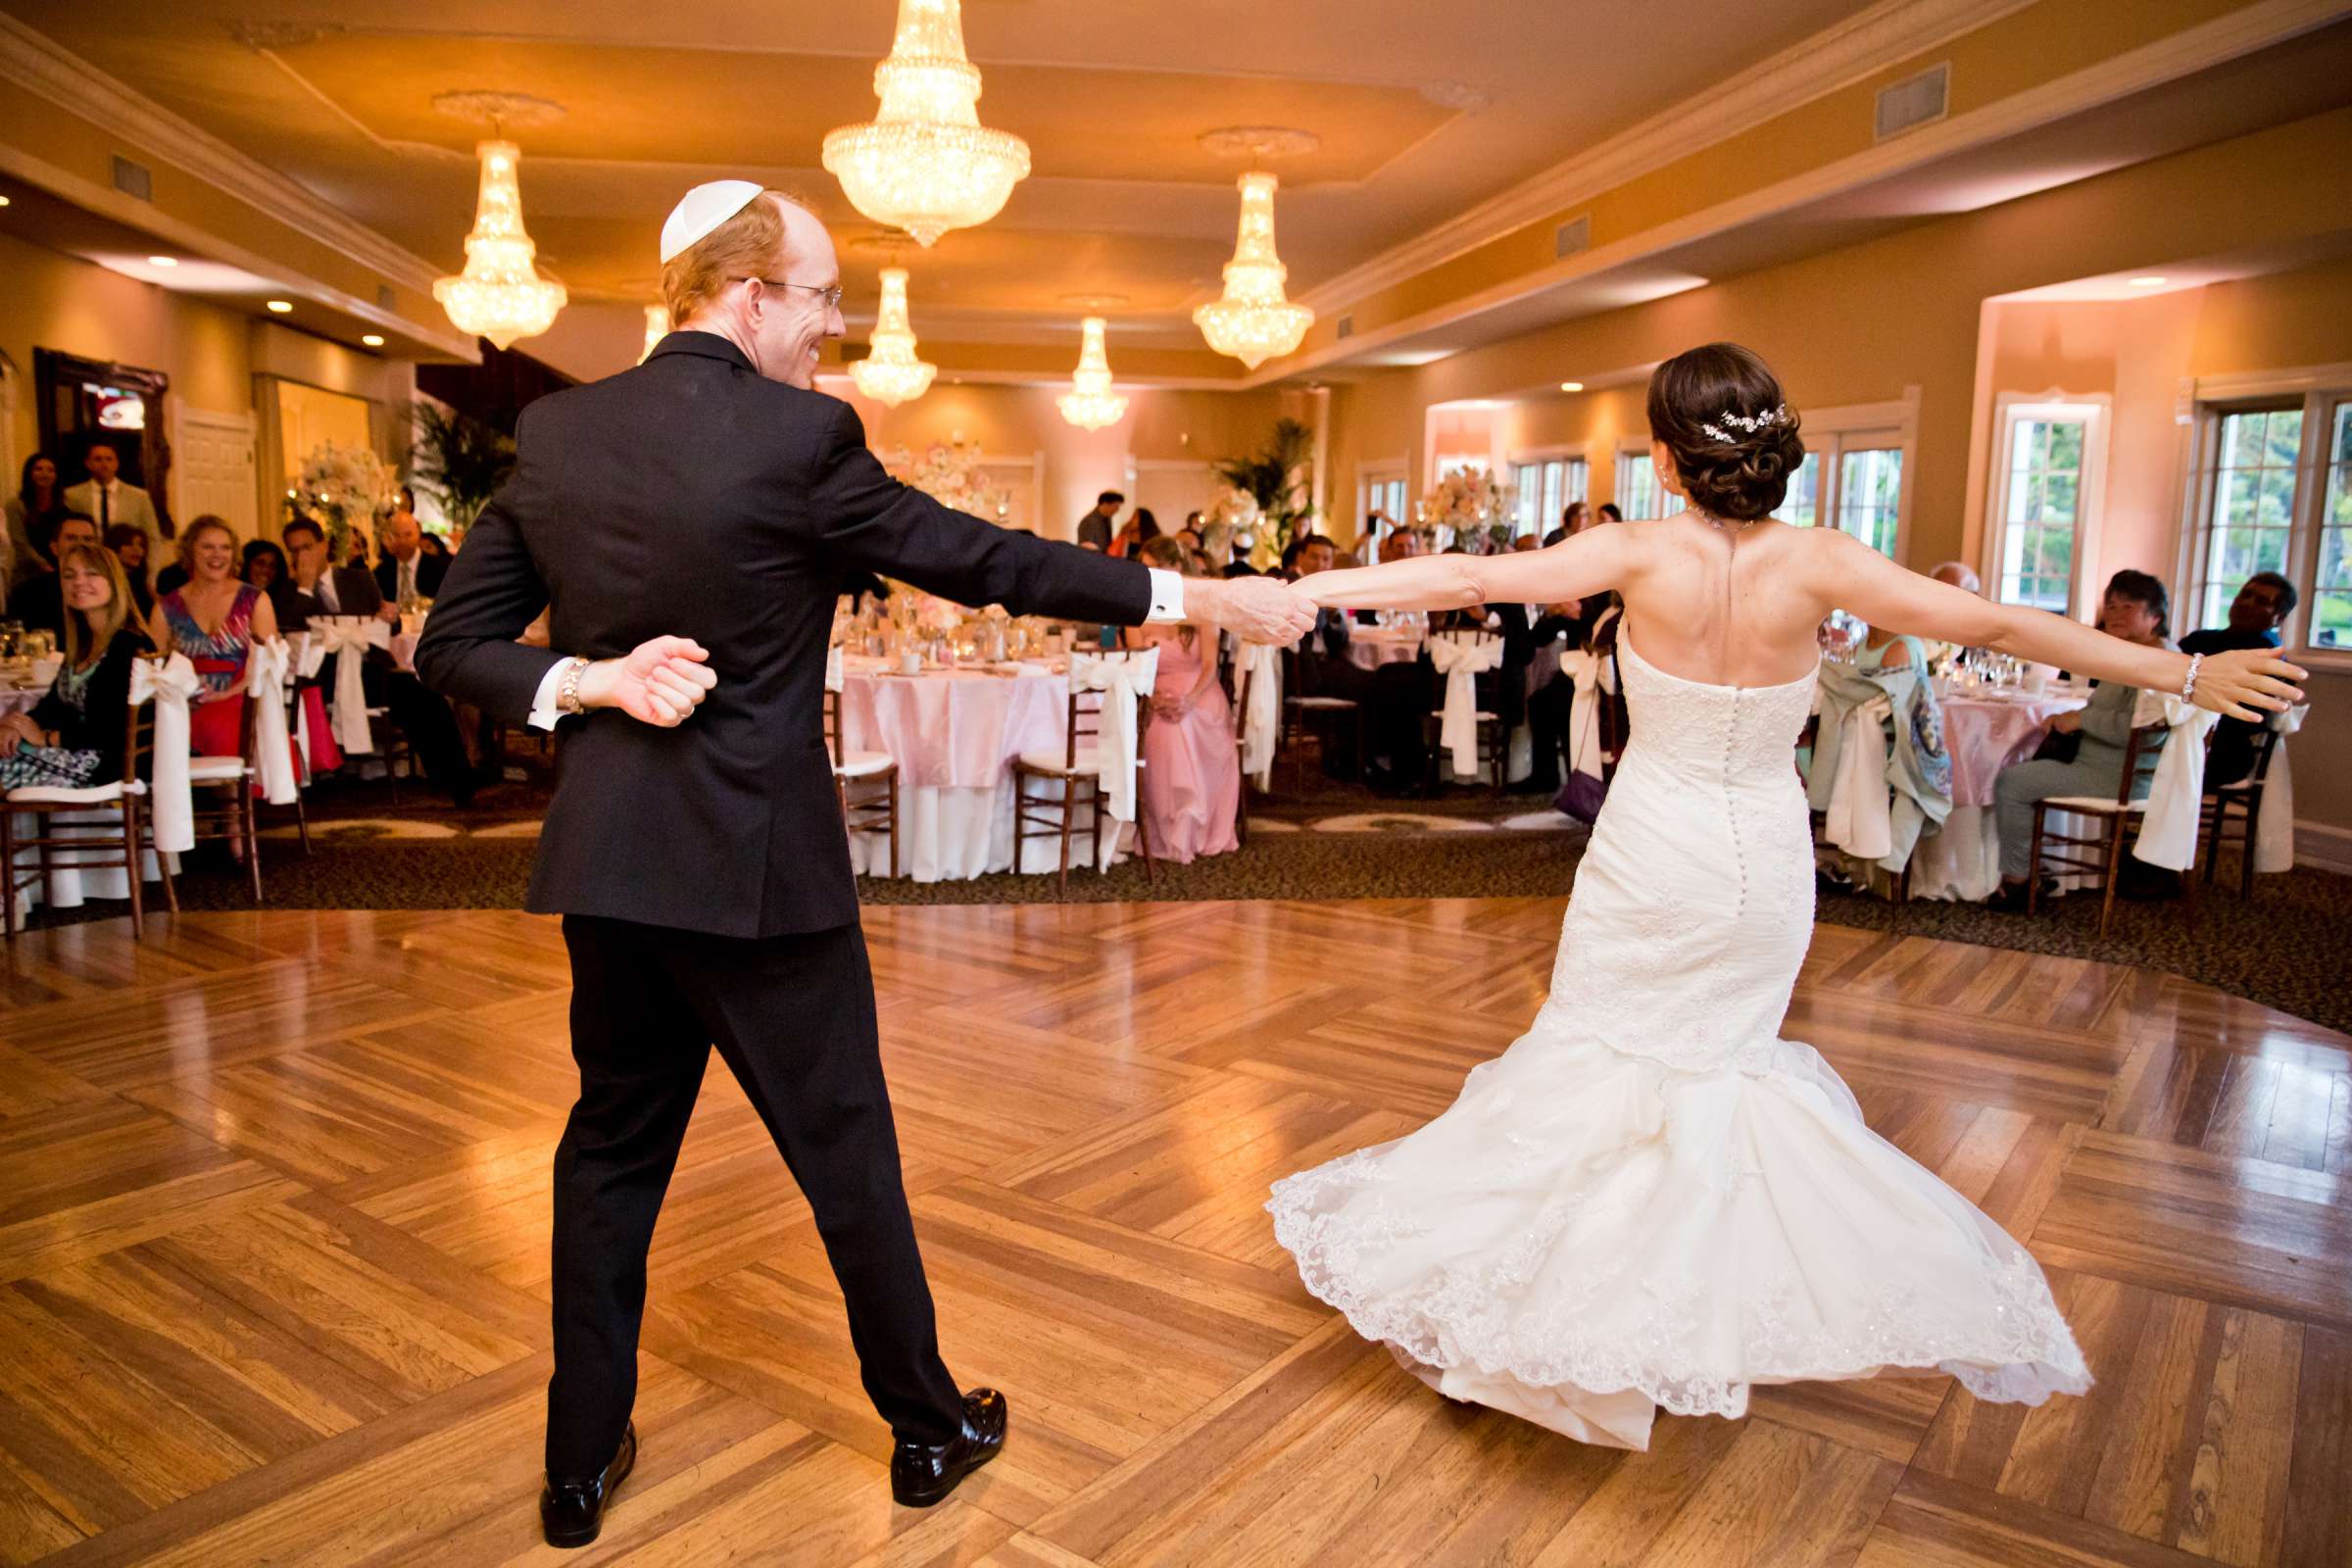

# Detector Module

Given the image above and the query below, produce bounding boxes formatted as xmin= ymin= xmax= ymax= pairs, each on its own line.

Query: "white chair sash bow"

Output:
xmin=244 ymin=639 xmax=300 ymax=805
xmin=127 ymin=653 xmax=201 ymax=853
xmin=2255 ymin=703 xmax=2304 ymax=873
xmin=1425 ymin=634 xmax=1502 ymax=778
xmin=1067 ymin=648 xmax=1158 ymax=822
xmin=2125 ymin=688 xmax=2217 ymax=870
xmin=1557 ymin=648 xmax=1615 ymax=784
xmin=1822 ymin=692 xmax=1895 ymax=861
xmin=314 ymin=615 xmax=389 ymax=754
xmin=1237 ymin=641 xmax=1281 ymax=790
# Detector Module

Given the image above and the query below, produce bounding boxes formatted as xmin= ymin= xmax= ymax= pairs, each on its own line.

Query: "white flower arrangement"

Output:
xmin=1417 ymin=466 xmax=1516 ymax=554
xmin=886 ymin=438 xmax=1011 ymax=523
xmin=291 ymin=440 xmax=397 ymax=562
xmin=1203 ymin=486 xmax=1264 ymax=566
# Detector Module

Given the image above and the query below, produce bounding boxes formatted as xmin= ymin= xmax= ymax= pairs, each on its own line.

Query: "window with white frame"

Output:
xmin=1358 ymin=465 xmax=1409 ymax=535
xmin=2181 ymin=376 xmax=2352 ymax=656
xmin=1510 ymin=455 xmax=1587 ymax=537
xmin=1990 ymin=400 xmax=2106 ymax=615
xmin=1772 ymin=453 xmax=1821 ymax=526
xmin=1758 ymin=433 xmax=1902 ymax=554
xmin=1614 ymin=446 xmax=1662 ymax=520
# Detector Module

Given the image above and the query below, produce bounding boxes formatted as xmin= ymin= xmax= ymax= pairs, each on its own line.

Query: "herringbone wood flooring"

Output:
xmin=0 ymin=901 xmax=2345 ymax=1566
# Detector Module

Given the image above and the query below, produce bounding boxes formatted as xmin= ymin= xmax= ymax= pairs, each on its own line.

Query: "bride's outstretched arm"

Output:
xmin=1298 ymin=525 xmax=1633 ymax=612
xmin=1815 ymin=530 xmax=2304 ymax=720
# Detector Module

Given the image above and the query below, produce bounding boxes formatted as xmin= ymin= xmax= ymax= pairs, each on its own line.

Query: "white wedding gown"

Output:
xmin=1267 ymin=627 xmax=2090 ymax=1449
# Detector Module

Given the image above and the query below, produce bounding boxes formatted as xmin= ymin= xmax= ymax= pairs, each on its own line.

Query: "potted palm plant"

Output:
xmin=1213 ymin=418 xmax=1317 ymax=564
xmin=410 ymin=401 xmax=516 ymax=540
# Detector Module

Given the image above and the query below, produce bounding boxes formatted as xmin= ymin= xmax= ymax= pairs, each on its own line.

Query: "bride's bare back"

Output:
xmin=1606 ymin=513 xmax=1832 ymax=689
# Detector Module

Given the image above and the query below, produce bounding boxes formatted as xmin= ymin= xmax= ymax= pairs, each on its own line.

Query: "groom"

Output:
xmin=417 ymin=181 xmax=1315 ymax=1547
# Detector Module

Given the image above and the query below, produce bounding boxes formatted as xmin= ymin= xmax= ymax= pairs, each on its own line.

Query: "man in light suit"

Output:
xmin=63 ymin=438 xmax=163 ymax=575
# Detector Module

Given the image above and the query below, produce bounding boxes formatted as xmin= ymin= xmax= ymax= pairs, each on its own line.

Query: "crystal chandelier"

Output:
xmin=850 ymin=268 xmax=938 ymax=407
xmin=1194 ymin=171 xmax=1313 ymax=369
xmin=821 ymin=0 xmax=1031 ymax=247
xmin=1056 ymin=317 xmax=1127 ymax=430
xmin=433 ymin=139 xmax=566 ymax=350
xmin=639 ymin=304 xmax=669 ymax=365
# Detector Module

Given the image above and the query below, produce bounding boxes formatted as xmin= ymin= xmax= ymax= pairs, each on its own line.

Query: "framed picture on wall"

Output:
xmin=33 ymin=347 xmax=171 ymax=496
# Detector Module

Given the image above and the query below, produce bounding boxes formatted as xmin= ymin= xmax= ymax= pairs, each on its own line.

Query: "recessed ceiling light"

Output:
xmin=2128 ymin=275 xmax=2168 ymax=288
xmin=266 ymin=299 xmax=294 ymax=313
xmin=1559 ymin=380 xmax=1584 ymax=392
xmin=361 ymin=333 xmax=385 ymax=348
xmin=147 ymin=255 xmax=177 ymax=267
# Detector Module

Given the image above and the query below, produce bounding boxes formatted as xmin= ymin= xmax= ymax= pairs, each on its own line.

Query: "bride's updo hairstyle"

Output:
xmin=1646 ymin=342 xmax=1807 ymax=522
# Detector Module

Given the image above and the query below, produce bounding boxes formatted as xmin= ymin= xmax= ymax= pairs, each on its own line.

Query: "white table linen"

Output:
xmin=1346 ymin=625 xmax=1425 ymax=670
xmin=1901 ymin=685 xmax=2089 ymax=902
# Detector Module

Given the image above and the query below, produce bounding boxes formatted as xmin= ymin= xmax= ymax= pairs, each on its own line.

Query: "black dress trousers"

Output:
xmin=546 ymin=913 xmax=964 ymax=1475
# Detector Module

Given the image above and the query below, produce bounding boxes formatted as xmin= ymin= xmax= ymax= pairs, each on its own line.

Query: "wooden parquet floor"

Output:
xmin=0 ymin=900 xmax=2346 ymax=1567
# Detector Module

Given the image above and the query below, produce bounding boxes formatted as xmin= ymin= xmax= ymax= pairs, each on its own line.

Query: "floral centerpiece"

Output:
xmin=887 ymin=437 xmax=1010 ymax=522
xmin=1201 ymin=486 xmax=1261 ymax=569
xmin=1418 ymin=466 xmax=1515 ymax=554
xmin=289 ymin=440 xmax=396 ymax=563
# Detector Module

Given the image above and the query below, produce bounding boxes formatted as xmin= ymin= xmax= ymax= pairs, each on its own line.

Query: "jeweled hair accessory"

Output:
xmin=1699 ymin=404 xmax=1791 ymax=443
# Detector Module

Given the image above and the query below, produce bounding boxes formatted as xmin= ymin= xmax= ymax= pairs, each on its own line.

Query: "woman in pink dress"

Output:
xmin=1135 ymin=537 xmax=1240 ymax=862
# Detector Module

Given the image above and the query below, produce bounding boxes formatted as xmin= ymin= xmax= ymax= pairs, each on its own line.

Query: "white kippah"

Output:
xmin=659 ymin=179 xmax=765 ymax=265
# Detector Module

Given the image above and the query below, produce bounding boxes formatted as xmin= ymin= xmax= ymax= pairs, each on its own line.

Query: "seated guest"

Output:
xmin=416 ymin=529 xmax=451 ymax=561
xmin=0 ymin=544 xmax=152 ymax=791
xmin=1175 ymin=514 xmax=1204 ymax=555
xmin=1596 ymin=503 xmax=1623 ymax=524
xmin=2181 ymin=570 xmax=2294 ymax=785
xmin=374 ymin=511 xmax=448 ymax=617
xmin=1512 ymin=534 xmax=1543 ymax=552
xmin=1989 ymin=569 xmax=2174 ymax=911
xmin=1134 ymin=538 xmax=1240 ymax=863
xmin=1290 ymin=534 xmax=1429 ymax=787
xmin=5 ymin=513 xmax=100 ymax=637
xmin=1930 ymin=561 xmax=1981 ymax=593
xmin=1854 ymin=621 xmax=1929 ymax=673
xmin=156 ymin=516 xmax=279 ymax=760
xmin=102 ymin=523 xmax=157 ymax=622
xmin=243 ymin=538 xmax=288 ymax=594
xmin=1562 ymin=501 xmax=1592 ymax=535
xmin=282 ymin=515 xmax=478 ymax=806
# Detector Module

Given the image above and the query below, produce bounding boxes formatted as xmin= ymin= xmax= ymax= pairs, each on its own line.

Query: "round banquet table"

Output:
xmin=834 ymin=657 xmax=1131 ymax=881
xmin=1904 ymin=683 xmax=2090 ymax=901
xmin=1346 ymin=625 xmax=1425 ymax=671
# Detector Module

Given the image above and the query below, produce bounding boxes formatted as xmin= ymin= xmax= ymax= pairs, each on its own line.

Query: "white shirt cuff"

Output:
xmin=526 ymin=659 xmax=572 ymax=731
xmin=1144 ymin=567 xmax=1187 ymax=623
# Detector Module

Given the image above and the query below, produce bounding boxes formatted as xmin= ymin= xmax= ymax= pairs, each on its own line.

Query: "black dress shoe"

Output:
xmin=540 ymin=1421 xmax=636 ymax=1549
xmin=891 ymin=1389 xmax=1007 ymax=1508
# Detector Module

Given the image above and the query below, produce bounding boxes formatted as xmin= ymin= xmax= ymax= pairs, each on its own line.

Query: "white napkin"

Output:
xmin=2126 ymin=689 xmax=2217 ymax=870
xmin=1822 ymin=692 xmax=1894 ymax=860
xmin=1067 ymin=648 xmax=1159 ymax=822
xmin=245 ymin=638 xmax=300 ymax=806
xmin=2255 ymin=704 xmax=2304 ymax=873
xmin=1425 ymin=634 xmax=1503 ymax=778
xmin=127 ymin=653 xmax=201 ymax=854
xmin=1236 ymin=641 xmax=1282 ymax=791
xmin=312 ymin=616 xmax=389 ymax=755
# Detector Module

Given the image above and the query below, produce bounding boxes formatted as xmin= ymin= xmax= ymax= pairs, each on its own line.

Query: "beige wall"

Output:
xmin=827 ymin=380 xmax=1294 ymax=542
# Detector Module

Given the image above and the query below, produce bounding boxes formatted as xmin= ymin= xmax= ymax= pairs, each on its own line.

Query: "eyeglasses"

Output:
xmin=732 ymin=277 xmax=844 ymax=311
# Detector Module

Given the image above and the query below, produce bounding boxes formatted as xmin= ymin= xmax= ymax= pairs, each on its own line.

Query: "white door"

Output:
xmin=172 ymin=406 xmax=260 ymax=543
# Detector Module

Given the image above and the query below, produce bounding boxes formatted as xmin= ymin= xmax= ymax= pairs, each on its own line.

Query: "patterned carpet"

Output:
xmin=27 ymin=769 xmax=2352 ymax=1033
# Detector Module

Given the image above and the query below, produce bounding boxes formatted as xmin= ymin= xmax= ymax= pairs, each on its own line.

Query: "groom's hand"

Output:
xmin=579 ymin=636 xmax=716 ymax=727
xmin=1182 ymin=575 xmax=1318 ymax=646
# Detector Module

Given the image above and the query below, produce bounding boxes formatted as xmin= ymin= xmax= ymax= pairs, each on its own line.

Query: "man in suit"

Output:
xmin=374 ymin=510 xmax=450 ymax=613
xmin=4 ymin=513 xmax=97 ymax=636
xmin=63 ymin=438 xmax=164 ymax=575
xmin=417 ymin=180 xmax=1314 ymax=1547
xmin=285 ymin=516 xmax=479 ymax=806
xmin=1075 ymin=490 xmax=1121 ymax=550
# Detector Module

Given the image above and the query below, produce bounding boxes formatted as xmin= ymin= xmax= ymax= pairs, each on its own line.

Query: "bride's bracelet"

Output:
xmin=2180 ymin=652 xmax=2203 ymax=702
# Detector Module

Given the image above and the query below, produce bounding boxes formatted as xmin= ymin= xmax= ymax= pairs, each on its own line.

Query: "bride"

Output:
xmin=1267 ymin=342 xmax=2306 ymax=1450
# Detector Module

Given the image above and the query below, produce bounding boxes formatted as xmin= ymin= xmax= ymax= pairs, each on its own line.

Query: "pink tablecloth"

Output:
xmin=837 ymin=663 xmax=1070 ymax=788
xmin=1347 ymin=627 xmax=1425 ymax=671
xmin=1941 ymin=689 xmax=2089 ymax=806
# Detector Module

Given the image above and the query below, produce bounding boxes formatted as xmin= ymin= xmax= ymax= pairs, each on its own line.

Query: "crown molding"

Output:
xmin=1260 ymin=0 xmax=2352 ymax=388
xmin=0 ymin=12 xmax=447 ymax=295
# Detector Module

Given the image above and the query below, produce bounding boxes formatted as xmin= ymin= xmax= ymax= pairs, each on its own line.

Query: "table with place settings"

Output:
xmin=1346 ymin=624 xmax=1425 ymax=671
xmin=1902 ymin=681 xmax=2091 ymax=901
xmin=834 ymin=654 xmax=1132 ymax=881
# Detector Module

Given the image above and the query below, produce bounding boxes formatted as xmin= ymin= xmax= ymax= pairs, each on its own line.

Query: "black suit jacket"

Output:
xmin=416 ymin=331 xmax=1153 ymax=937
xmin=375 ymin=551 xmax=449 ymax=606
xmin=273 ymin=564 xmax=384 ymax=632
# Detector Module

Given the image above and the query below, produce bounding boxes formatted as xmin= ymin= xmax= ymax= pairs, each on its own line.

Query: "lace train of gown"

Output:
xmin=1267 ymin=628 xmax=2090 ymax=1449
